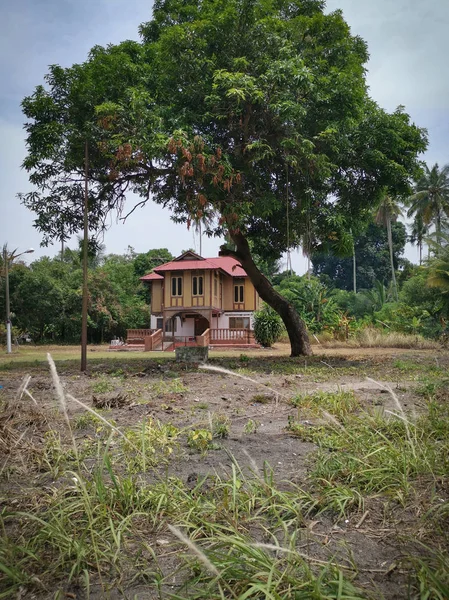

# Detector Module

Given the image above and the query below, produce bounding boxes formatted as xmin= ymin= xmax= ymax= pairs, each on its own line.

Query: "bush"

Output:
xmin=253 ymin=306 xmax=284 ymax=347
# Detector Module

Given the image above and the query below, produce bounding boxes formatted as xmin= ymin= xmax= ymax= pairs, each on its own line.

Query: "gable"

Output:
xmin=174 ymin=251 xmax=204 ymax=262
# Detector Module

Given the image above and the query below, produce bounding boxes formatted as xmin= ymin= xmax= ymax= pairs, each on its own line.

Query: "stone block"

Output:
xmin=175 ymin=345 xmax=208 ymax=363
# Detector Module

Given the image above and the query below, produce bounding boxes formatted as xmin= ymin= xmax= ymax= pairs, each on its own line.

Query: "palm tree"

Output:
xmin=427 ymin=232 xmax=449 ymax=315
xmin=375 ymin=195 xmax=402 ymax=301
xmin=360 ymin=279 xmax=391 ymax=313
xmin=407 ymin=163 xmax=449 ymax=246
xmin=409 ymin=213 xmax=428 ymax=265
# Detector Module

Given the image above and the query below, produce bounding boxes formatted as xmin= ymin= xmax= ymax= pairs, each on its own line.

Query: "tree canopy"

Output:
xmin=312 ymin=221 xmax=407 ymax=291
xmin=20 ymin=0 xmax=428 ymax=355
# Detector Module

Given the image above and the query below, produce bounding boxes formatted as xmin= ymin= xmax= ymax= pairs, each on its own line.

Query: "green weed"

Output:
xmin=91 ymin=375 xmax=115 ymax=394
xmin=187 ymin=429 xmax=213 ymax=453
xmin=149 ymin=378 xmax=189 ymax=396
xmin=251 ymin=393 xmax=272 ymax=404
xmin=211 ymin=413 xmax=230 ymax=439
xmin=121 ymin=418 xmax=180 ymax=473
xmin=290 ymin=389 xmax=359 ymax=419
xmin=243 ymin=419 xmax=260 ymax=434
xmin=291 ymin=402 xmax=449 ymax=507
xmin=168 ymin=525 xmax=367 ymax=600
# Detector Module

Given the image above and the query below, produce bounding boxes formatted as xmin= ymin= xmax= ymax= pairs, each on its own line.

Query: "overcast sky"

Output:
xmin=1 ymin=0 xmax=448 ymax=271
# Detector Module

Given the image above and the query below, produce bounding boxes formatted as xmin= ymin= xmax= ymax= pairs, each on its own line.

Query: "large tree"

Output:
xmin=20 ymin=0 xmax=427 ymax=356
xmin=312 ymin=221 xmax=407 ymax=291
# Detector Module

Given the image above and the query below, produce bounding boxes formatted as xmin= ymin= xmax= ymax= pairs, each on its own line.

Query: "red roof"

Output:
xmin=140 ymin=272 xmax=164 ymax=281
xmin=140 ymin=255 xmax=247 ymax=281
xmin=209 ymin=257 xmax=247 ymax=277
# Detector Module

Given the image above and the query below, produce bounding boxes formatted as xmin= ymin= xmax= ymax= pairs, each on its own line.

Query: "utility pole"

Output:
xmin=81 ymin=140 xmax=89 ymax=372
xmin=3 ymin=247 xmax=11 ymax=354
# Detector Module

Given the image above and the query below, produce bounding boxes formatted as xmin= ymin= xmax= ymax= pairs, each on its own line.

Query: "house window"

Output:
xmin=165 ymin=319 xmax=177 ymax=333
xmin=171 ymin=276 xmax=182 ymax=296
xmin=234 ymin=282 xmax=244 ymax=303
xmin=192 ymin=275 xmax=203 ymax=296
xmin=229 ymin=317 xmax=250 ymax=329
xmin=156 ymin=318 xmax=178 ymax=332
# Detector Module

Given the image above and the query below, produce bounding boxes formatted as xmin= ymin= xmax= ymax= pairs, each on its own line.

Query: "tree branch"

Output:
xmin=119 ymin=199 xmax=149 ymax=222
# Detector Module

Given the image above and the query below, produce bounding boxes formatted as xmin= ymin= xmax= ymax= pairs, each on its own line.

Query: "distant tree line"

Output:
xmin=0 ymin=246 xmax=173 ymax=344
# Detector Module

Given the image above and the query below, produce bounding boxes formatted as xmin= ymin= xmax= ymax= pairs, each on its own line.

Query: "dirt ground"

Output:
xmin=0 ymin=347 xmax=448 ymax=599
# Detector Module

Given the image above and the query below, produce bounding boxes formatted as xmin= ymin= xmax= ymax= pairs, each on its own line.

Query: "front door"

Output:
xmin=194 ymin=316 xmax=209 ymax=336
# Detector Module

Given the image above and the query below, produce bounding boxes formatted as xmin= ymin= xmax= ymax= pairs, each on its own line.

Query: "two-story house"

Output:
xmin=140 ymin=251 xmax=261 ymax=346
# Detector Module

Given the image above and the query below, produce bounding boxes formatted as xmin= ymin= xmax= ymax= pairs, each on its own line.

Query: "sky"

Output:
xmin=1 ymin=0 xmax=448 ymax=271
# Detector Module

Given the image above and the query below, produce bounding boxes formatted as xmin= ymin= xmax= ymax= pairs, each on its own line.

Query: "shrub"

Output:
xmin=253 ymin=306 xmax=284 ymax=347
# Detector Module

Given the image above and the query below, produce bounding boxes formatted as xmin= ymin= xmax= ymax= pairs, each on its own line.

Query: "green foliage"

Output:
xmin=0 ymin=246 xmax=165 ymax=343
xmin=275 ymin=275 xmax=351 ymax=337
xmin=21 ymin=0 xmax=426 ymax=280
xmin=121 ymin=418 xmax=180 ymax=472
xmin=243 ymin=419 xmax=259 ymax=434
xmin=187 ymin=429 xmax=213 ymax=454
xmin=427 ymin=232 xmax=449 ymax=315
xmin=133 ymin=248 xmax=174 ymax=278
xmin=253 ymin=305 xmax=283 ymax=347
xmin=19 ymin=0 xmax=427 ymax=354
xmin=289 ymin=389 xmax=359 ymax=419
xmin=211 ymin=413 xmax=230 ymax=439
xmin=287 ymin=390 xmax=449 ymax=506
xmin=313 ymin=221 xmax=407 ymax=291
xmin=407 ymin=163 xmax=449 ymax=241
xmin=91 ymin=376 xmax=115 ymax=394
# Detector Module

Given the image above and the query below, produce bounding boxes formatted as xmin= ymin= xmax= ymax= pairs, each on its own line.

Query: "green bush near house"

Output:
xmin=253 ymin=305 xmax=284 ymax=347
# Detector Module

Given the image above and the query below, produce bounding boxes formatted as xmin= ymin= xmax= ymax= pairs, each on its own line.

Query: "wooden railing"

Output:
xmin=144 ymin=329 xmax=163 ymax=351
xmin=126 ymin=329 xmax=154 ymax=344
xmin=210 ymin=328 xmax=254 ymax=344
xmin=197 ymin=328 xmax=210 ymax=347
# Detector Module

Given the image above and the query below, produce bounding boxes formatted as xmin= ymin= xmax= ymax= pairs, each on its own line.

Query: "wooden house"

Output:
xmin=133 ymin=251 xmax=261 ymax=349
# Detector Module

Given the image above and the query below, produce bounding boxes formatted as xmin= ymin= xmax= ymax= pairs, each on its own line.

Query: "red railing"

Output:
xmin=209 ymin=328 xmax=254 ymax=344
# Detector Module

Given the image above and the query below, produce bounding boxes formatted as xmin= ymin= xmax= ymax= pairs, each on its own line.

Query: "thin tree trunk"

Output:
xmin=222 ymin=230 xmax=312 ymax=357
xmin=353 ymin=250 xmax=357 ymax=294
xmin=81 ymin=140 xmax=89 ymax=372
xmin=436 ymin=213 xmax=441 ymax=247
xmin=419 ymin=241 xmax=422 ymax=266
xmin=386 ymin=218 xmax=398 ymax=301
xmin=350 ymin=228 xmax=356 ymax=293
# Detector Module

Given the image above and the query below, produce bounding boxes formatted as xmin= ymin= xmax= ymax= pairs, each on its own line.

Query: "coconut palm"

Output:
xmin=407 ymin=163 xmax=449 ymax=246
xmin=427 ymin=232 xmax=449 ymax=315
xmin=409 ymin=212 xmax=428 ymax=265
xmin=375 ymin=195 xmax=402 ymax=301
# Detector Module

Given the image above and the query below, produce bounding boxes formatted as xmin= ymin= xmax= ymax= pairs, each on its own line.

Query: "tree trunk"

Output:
xmin=386 ymin=219 xmax=398 ymax=301
xmin=222 ymin=230 xmax=312 ymax=357
xmin=436 ymin=213 xmax=441 ymax=248
xmin=81 ymin=140 xmax=89 ymax=372
xmin=353 ymin=249 xmax=357 ymax=294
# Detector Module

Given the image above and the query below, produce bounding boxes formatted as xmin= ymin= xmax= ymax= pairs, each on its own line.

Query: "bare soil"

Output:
xmin=0 ymin=347 xmax=448 ymax=599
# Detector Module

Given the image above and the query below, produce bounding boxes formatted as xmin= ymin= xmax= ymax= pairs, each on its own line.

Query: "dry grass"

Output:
xmin=318 ymin=329 xmax=441 ymax=350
